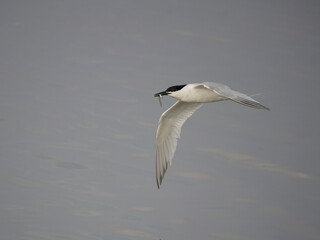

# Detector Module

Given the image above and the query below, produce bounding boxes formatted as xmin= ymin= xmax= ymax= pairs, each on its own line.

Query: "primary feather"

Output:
xmin=156 ymin=101 xmax=202 ymax=188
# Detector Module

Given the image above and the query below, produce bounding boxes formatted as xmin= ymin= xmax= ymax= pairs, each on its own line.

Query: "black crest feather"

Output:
xmin=166 ymin=84 xmax=186 ymax=92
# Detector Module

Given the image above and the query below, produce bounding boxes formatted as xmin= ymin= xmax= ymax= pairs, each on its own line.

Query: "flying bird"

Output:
xmin=154 ymin=82 xmax=269 ymax=188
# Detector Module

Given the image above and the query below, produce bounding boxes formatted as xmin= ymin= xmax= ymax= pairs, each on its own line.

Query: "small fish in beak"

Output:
xmin=158 ymin=94 xmax=163 ymax=107
xmin=154 ymin=91 xmax=167 ymax=107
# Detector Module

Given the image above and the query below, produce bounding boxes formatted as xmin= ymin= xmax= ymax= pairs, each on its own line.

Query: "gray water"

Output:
xmin=1 ymin=1 xmax=319 ymax=239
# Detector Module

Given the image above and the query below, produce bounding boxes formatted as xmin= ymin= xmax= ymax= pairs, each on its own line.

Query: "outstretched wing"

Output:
xmin=156 ymin=101 xmax=202 ymax=188
xmin=202 ymin=82 xmax=270 ymax=110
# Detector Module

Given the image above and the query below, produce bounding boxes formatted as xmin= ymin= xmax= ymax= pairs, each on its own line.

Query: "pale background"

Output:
xmin=1 ymin=1 xmax=319 ymax=239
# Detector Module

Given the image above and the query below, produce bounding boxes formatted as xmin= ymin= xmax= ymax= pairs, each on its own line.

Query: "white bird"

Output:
xmin=154 ymin=82 xmax=269 ymax=188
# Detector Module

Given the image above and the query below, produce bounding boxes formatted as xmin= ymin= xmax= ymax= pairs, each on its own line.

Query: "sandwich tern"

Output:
xmin=154 ymin=82 xmax=269 ymax=188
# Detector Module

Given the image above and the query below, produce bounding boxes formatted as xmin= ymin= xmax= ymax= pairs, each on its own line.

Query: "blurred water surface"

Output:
xmin=1 ymin=1 xmax=319 ymax=239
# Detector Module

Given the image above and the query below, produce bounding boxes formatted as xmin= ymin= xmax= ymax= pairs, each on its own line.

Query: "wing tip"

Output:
xmin=156 ymin=160 xmax=168 ymax=189
xmin=155 ymin=150 xmax=166 ymax=189
xmin=252 ymin=102 xmax=270 ymax=111
xmin=233 ymin=97 xmax=270 ymax=110
xmin=262 ymin=105 xmax=270 ymax=111
xmin=156 ymin=178 xmax=161 ymax=189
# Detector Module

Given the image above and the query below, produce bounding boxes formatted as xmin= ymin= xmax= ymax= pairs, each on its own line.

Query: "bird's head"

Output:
xmin=154 ymin=85 xmax=187 ymax=107
xmin=153 ymin=84 xmax=186 ymax=98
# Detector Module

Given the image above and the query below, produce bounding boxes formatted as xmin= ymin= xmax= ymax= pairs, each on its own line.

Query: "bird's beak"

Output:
xmin=153 ymin=91 xmax=167 ymax=107
xmin=153 ymin=91 xmax=167 ymax=97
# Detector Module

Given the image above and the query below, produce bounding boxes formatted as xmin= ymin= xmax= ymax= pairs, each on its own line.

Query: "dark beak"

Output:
xmin=153 ymin=91 xmax=167 ymax=97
